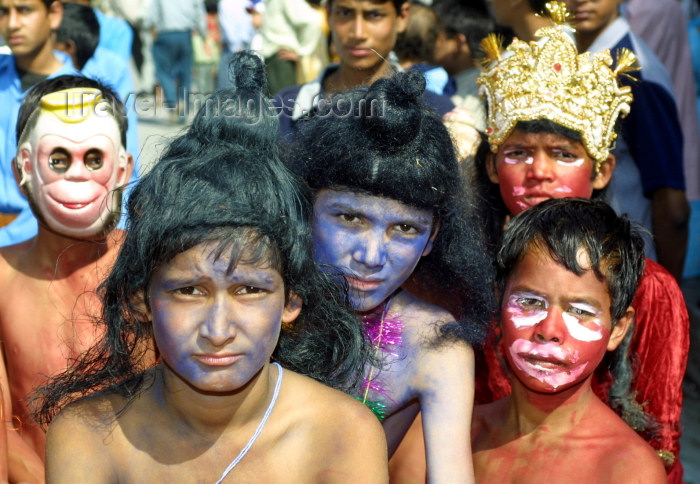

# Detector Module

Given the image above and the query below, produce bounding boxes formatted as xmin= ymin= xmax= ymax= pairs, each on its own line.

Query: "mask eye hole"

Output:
xmin=85 ymin=149 xmax=103 ymax=171
xmin=49 ymin=148 xmax=70 ymax=173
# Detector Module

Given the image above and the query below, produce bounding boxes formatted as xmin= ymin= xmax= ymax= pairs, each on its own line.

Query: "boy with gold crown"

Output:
xmin=389 ymin=4 xmax=688 ymax=482
xmin=474 ymin=7 xmax=688 ymax=481
xmin=0 ymin=75 xmax=133 ymax=482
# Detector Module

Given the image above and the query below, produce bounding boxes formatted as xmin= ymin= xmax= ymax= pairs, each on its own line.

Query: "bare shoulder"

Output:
xmin=46 ymin=392 xmax=128 ymax=482
xmin=281 ymin=370 xmax=384 ymax=434
xmin=599 ymin=424 xmax=667 ymax=483
xmin=277 ymin=370 xmax=388 ymax=482
xmin=0 ymin=242 xmax=29 ymax=283
xmin=394 ymin=290 xmax=457 ymax=336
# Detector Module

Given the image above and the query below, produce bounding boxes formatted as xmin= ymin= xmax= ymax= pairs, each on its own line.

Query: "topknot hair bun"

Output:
xmin=231 ymin=51 xmax=268 ymax=94
xmin=361 ymin=69 xmax=426 ymax=146
xmin=163 ymin=50 xmax=277 ymax=158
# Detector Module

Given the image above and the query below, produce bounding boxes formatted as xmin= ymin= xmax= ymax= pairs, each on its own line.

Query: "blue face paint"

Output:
xmin=148 ymin=241 xmax=299 ymax=393
xmin=312 ymin=189 xmax=436 ymax=312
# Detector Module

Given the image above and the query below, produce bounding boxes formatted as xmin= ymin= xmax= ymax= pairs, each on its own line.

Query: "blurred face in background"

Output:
xmin=328 ymin=0 xmax=409 ymax=74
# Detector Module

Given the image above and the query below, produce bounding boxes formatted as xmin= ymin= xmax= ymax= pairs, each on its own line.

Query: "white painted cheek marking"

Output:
xmin=515 ymin=201 xmax=529 ymax=211
xmin=556 ymin=158 xmax=585 ymax=167
xmin=505 ymin=297 xmax=547 ymax=328
xmin=512 ymin=186 xmax=526 ymax=196
xmin=561 ymin=312 xmax=603 ymax=341
xmin=553 ymin=186 xmax=573 ymax=193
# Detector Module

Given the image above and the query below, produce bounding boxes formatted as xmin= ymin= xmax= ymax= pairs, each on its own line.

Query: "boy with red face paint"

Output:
xmin=471 ymin=197 xmax=667 ymax=483
xmin=389 ymin=5 xmax=689 ymax=482
xmin=474 ymin=14 xmax=689 ymax=481
xmin=0 ymin=75 xmax=134 ymax=482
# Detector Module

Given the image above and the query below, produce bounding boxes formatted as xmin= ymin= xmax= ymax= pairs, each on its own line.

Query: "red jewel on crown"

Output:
xmin=553 ymin=63 xmax=562 ymax=72
xmin=486 ymin=127 xmax=493 ymax=134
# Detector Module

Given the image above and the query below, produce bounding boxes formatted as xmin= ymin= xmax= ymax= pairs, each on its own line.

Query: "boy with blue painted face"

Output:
xmin=289 ymin=68 xmax=496 ymax=483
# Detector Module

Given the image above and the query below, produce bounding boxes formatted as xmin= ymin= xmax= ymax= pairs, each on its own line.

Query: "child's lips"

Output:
xmin=522 ymin=354 xmax=567 ymax=371
xmin=523 ymin=192 xmax=553 ymax=206
xmin=346 ymin=276 xmax=383 ymax=291
xmin=193 ymin=353 xmax=242 ymax=366
xmin=346 ymin=46 xmax=372 ymax=57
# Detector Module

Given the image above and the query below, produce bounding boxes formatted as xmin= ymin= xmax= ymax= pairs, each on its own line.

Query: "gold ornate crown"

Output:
xmin=476 ymin=2 xmax=638 ymax=169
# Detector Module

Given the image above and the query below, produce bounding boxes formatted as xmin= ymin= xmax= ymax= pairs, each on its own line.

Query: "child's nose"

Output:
xmin=8 ymin=10 xmax=20 ymax=30
xmin=199 ymin=299 xmax=237 ymax=347
xmin=534 ymin=309 xmax=566 ymax=343
xmin=527 ymin=152 xmax=556 ymax=181
xmin=351 ymin=17 xmax=369 ymax=40
xmin=352 ymin=230 xmax=387 ymax=269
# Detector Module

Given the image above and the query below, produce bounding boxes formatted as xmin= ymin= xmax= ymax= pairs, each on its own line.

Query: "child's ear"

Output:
xmin=131 ymin=289 xmax=152 ymax=323
xmin=592 ymin=154 xmax=615 ymax=190
xmin=282 ymin=292 xmax=303 ymax=326
xmin=48 ymin=0 xmax=63 ymax=30
xmin=486 ymin=152 xmax=500 ymax=184
xmin=421 ymin=220 xmax=440 ymax=257
xmin=607 ymin=305 xmax=633 ymax=351
xmin=13 ymin=145 xmax=32 ymax=192
xmin=456 ymin=33 xmax=469 ymax=54
xmin=396 ymin=1 xmax=411 ymax=33
xmin=117 ymin=152 xmax=134 ymax=187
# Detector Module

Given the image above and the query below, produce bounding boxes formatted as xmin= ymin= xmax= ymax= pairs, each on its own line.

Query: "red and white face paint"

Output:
xmin=17 ymin=90 xmax=129 ymax=239
xmin=491 ymin=130 xmax=598 ymax=216
xmin=501 ymin=246 xmax=613 ymax=393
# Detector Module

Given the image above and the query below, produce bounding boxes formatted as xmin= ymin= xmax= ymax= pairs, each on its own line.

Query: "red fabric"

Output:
xmin=475 ymin=259 xmax=689 ymax=482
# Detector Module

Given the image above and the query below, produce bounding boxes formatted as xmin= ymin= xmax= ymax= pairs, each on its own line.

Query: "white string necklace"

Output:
xmin=214 ymin=362 xmax=283 ymax=484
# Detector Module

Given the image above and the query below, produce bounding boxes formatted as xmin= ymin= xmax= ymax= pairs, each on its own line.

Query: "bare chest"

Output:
xmin=356 ymin=321 xmax=421 ymax=419
xmin=474 ymin=439 xmax=612 ymax=484
xmin=108 ymin=419 xmax=334 ymax=484
xmin=0 ymin=277 xmax=104 ymax=397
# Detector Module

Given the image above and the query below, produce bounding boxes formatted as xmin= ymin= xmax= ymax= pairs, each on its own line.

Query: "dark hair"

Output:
xmin=527 ymin=0 xmax=549 ymax=15
xmin=40 ymin=0 xmax=59 ymax=10
xmin=496 ymin=197 xmax=656 ymax=433
xmin=431 ymin=0 xmax=494 ymax=60
xmin=474 ymin=119 xmax=607 ymax=257
xmin=55 ymin=2 xmax=100 ymax=70
xmin=16 ymin=75 xmax=128 ymax=148
xmin=31 ymin=52 xmax=369 ymax=426
xmin=326 ymin=0 xmax=407 ymax=12
xmin=497 ymin=198 xmax=644 ymax=322
xmin=394 ymin=2 xmax=440 ymax=63
xmin=288 ymin=69 xmax=497 ymax=345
